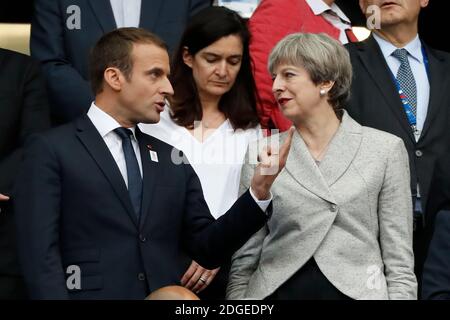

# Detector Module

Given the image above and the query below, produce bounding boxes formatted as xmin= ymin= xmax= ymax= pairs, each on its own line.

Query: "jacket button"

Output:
xmin=138 ymin=273 xmax=146 ymax=281
xmin=139 ymin=234 xmax=147 ymax=242
xmin=415 ymin=150 xmax=423 ymax=157
xmin=330 ymin=204 xmax=338 ymax=212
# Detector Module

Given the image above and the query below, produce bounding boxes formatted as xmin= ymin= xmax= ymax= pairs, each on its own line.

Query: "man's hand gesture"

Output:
xmin=251 ymin=127 xmax=295 ymax=200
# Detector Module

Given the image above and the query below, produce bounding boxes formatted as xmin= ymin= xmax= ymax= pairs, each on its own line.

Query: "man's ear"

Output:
xmin=182 ymin=46 xmax=193 ymax=68
xmin=104 ymin=67 xmax=123 ymax=91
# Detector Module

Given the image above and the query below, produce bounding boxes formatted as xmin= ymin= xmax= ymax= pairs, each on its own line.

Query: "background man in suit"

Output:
xmin=422 ymin=151 xmax=450 ymax=299
xmin=13 ymin=27 xmax=293 ymax=299
xmin=345 ymin=0 xmax=450 ymax=287
xmin=31 ymin=0 xmax=211 ymax=125
xmin=0 ymin=48 xmax=50 ymax=299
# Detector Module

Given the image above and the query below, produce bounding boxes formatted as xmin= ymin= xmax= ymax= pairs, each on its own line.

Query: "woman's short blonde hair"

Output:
xmin=268 ymin=32 xmax=352 ymax=111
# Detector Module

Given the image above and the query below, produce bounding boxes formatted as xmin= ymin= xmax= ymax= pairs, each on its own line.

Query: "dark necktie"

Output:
xmin=392 ymin=48 xmax=417 ymax=117
xmin=114 ymin=127 xmax=142 ymax=219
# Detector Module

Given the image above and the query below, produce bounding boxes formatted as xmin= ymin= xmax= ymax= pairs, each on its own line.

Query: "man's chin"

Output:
xmin=140 ymin=115 xmax=161 ymax=124
xmin=139 ymin=112 xmax=161 ymax=124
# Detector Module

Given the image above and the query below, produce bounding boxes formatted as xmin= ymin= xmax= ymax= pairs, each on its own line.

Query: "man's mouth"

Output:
xmin=380 ymin=1 xmax=400 ymax=9
xmin=155 ymin=101 xmax=165 ymax=112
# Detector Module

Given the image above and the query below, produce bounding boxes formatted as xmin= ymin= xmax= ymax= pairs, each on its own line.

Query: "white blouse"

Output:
xmin=139 ymin=107 xmax=261 ymax=219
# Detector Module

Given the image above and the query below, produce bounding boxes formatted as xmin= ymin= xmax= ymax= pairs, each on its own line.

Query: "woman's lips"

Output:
xmin=277 ymin=98 xmax=292 ymax=106
xmin=211 ymin=81 xmax=229 ymax=86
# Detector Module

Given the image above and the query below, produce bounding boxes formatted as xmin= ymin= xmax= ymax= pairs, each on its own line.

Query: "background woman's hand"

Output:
xmin=180 ymin=260 xmax=220 ymax=293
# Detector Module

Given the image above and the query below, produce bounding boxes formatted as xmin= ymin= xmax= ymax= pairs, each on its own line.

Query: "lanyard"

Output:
xmin=389 ymin=45 xmax=430 ymax=133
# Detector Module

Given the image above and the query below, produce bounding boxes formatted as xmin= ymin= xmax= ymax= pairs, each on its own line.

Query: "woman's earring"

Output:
xmin=319 ymin=89 xmax=326 ymax=97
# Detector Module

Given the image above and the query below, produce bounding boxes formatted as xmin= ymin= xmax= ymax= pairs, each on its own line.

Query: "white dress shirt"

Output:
xmin=110 ymin=0 xmax=141 ymax=28
xmin=87 ymin=103 xmax=143 ymax=188
xmin=305 ymin=0 xmax=352 ymax=44
xmin=140 ymin=107 xmax=272 ymax=218
xmin=373 ymin=32 xmax=430 ymax=140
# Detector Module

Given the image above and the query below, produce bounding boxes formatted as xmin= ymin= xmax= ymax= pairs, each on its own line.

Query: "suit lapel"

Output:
xmin=138 ymin=0 xmax=164 ymax=31
xmin=420 ymin=45 xmax=447 ymax=141
xmin=88 ymin=0 xmax=117 ymax=32
xmin=136 ymin=128 xmax=160 ymax=230
xmin=319 ymin=112 xmax=362 ymax=187
xmin=75 ymin=116 xmax=138 ymax=227
xmin=284 ymin=132 xmax=336 ymax=204
xmin=357 ymin=35 xmax=415 ymax=143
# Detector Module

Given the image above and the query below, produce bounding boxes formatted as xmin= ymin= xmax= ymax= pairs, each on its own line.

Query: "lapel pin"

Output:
xmin=149 ymin=150 xmax=159 ymax=162
xmin=146 ymin=144 xmax=152 ymax=150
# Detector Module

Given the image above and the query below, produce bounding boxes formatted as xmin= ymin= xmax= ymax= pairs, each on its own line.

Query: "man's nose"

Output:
xmin=162 ymin=76 xmax=174 ymax=96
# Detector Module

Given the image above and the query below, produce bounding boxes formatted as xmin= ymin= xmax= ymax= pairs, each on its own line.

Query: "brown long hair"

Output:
xmin=169 ymin=6 xmax=259 ymax=130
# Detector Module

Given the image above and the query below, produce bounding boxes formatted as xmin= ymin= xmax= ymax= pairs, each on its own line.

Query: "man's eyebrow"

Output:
xmin=145 ymin=67 xmax=164 ymax=75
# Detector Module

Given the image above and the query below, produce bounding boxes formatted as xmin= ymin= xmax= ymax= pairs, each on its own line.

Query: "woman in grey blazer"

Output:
xmin=227 ymin=33 xmax=417 ymax=300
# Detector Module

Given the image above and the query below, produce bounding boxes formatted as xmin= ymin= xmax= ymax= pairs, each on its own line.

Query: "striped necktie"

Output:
xmin=392 ymin=48 xmax=417 ymax=117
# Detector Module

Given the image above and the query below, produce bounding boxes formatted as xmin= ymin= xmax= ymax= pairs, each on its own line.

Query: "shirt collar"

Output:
xmin=305 ymin=0 xmax=351 ymax=24
xmin=87 ymin=102 xmax=137 ymax=139
xmin=373 ymin=32 xmax=423 ymax=64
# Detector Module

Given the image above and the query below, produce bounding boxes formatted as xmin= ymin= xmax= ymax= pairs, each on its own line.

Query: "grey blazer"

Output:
xmin=227 ymin=112 xmax=417 ymax=300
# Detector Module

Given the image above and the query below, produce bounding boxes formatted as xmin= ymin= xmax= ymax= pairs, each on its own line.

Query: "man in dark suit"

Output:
xmin=0 ymin=48 xmax=50 ymax=299
xmin=345 ymin=0 xmax=450 ymax=285
xmin=13 ymin=28 xmax=293 ymax=299
xmin=31 ymin=0 xmax=210 ymax=125
xmin=422 ymin=151 xmax=450 ymax=299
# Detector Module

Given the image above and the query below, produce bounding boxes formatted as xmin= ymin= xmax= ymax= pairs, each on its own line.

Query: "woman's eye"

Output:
xmin=284 ymin=72 xmax=295 ymax=78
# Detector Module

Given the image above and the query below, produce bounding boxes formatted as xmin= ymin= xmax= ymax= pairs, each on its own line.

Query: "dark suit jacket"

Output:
xmin=13 ymin=116 xmax=267 ymax=299
xmin=0 ymin=48 xmax=49 ymax=288
xmin=422 ymin=211 xmax=450 ymax=300
xmin=30 ymin=0 xmax=210 ymax=125
xmin=422 ymin=152 xmax=450 ymax=299
xmin=345 ymin=35 xmax=450 ymax=211
xmin=346 ymin=36 xmax=450 ymax=288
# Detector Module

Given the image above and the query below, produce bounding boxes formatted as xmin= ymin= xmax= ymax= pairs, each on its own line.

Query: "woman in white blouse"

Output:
xmin=140 ymin=6 xmax=261 ymax=299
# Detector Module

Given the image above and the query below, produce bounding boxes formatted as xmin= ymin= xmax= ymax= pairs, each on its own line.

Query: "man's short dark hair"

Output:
xmin=89 ymin=27 xmax=167 ymax=94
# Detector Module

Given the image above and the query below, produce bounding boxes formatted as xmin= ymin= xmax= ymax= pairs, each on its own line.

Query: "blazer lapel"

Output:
xmin=356 ymin=35 xmax=415 ymax=143
xmin=419 ymin=44 xmax=447 ymax=141
xmin=136 ymin=128 xmax=160 ymax=230
xmin=138 ymin=0 xmax=164 ymax=31
xmin=88 ymin=0 xmax=117 ymax=32
xmin=319 ymin=112 xmax=362 ymax=187
xmin=284 ymin=131 xmax=336 ymax=204
xmin=75 ymin=116 xmax=138 ymax=227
